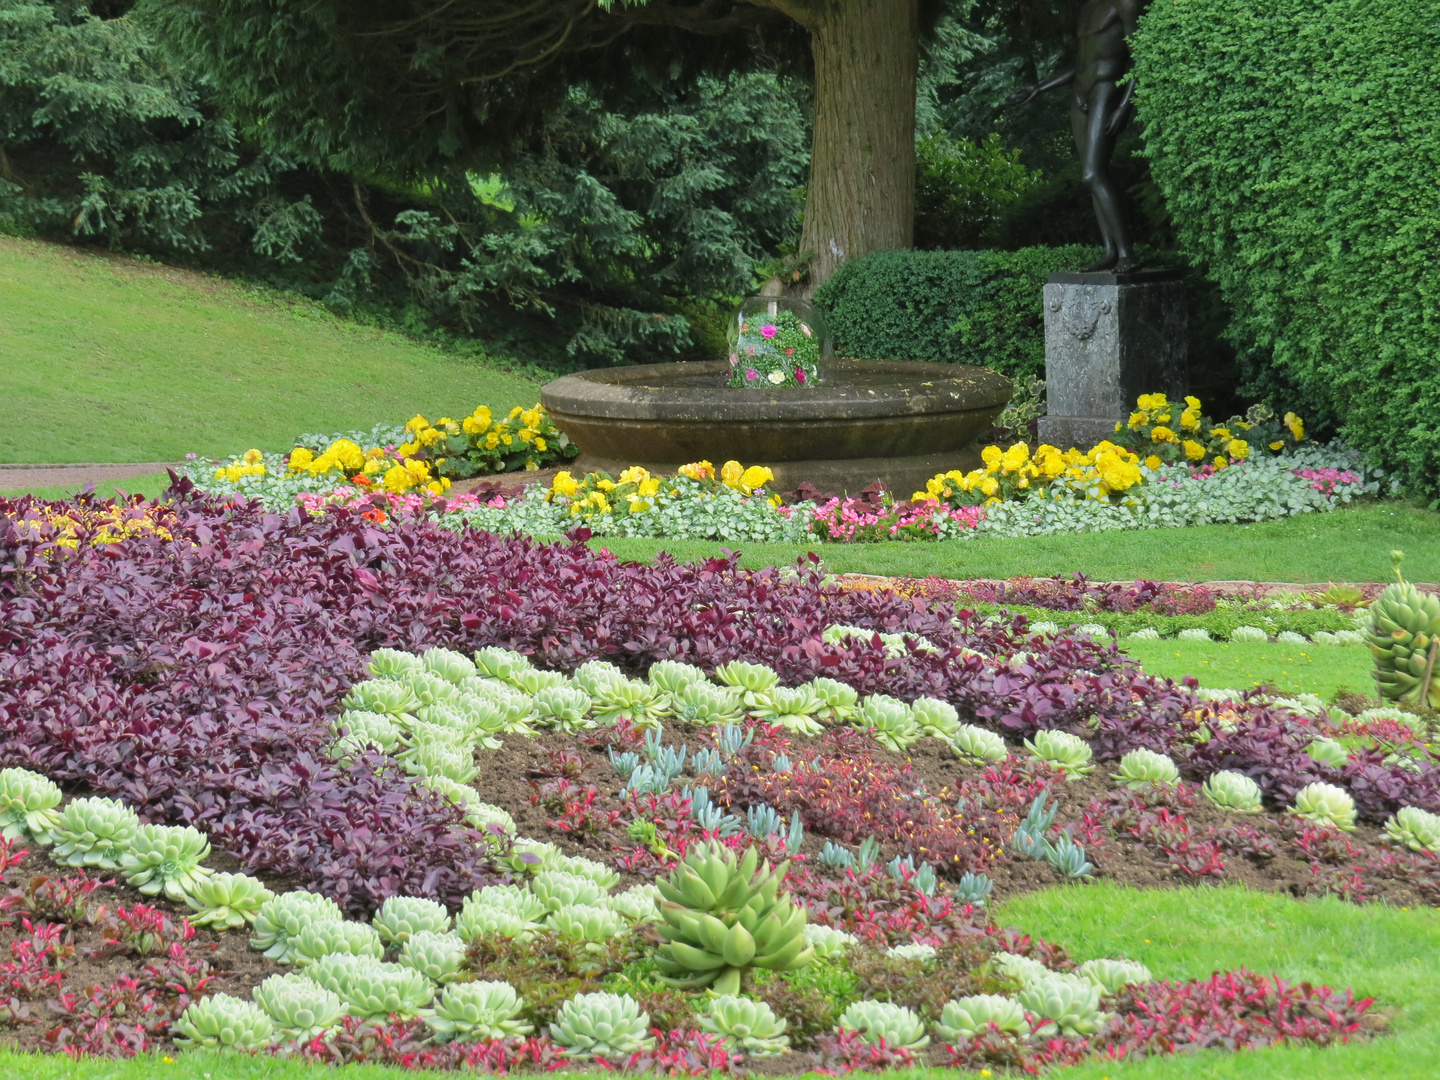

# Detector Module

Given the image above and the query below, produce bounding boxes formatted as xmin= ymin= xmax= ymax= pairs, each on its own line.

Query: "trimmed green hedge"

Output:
xmin=812 ymin=245 xmax=1097 ymax=381
xmin=1133 ymin=0 xmax=1440 ymax=496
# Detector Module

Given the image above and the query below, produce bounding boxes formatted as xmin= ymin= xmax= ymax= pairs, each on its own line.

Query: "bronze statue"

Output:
xmin=1006 ymin=0 xmax=1145 ymax=272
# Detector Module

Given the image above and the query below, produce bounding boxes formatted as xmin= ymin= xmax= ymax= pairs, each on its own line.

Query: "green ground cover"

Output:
xmin=1119 ymin=639 xmax=1374 ymax=699
xmin=0 ymin=238 xmax=543 ymax=464
xmin=595 ymin=502 xmax=1440 ymax=584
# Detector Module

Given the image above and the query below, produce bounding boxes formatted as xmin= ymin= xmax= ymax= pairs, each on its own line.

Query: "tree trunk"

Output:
xmin=798 ymin=0 xmax=918 ymax=289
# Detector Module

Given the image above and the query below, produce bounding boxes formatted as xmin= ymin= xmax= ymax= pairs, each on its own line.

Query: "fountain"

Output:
xmin=541 ymin=297 xmax=1012 ymax=495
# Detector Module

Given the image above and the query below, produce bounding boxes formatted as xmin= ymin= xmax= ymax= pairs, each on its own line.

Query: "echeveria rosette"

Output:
xmin=532 ymin=870 xmax=608 ymax=912
xmin=1077 ymin=958 xmax=1152 ymax=994
xmin=1382 ymin=806 xmax=1440 ymax=854
xmin=119 ymin=823 xmax=214 ymax=903
xmin=186 ymin=872 xmax=275 ymax=930
xmin=0 ymin=767 xmax=63 ymax=842
xmin=804 ymin=923 xmax=858 ymax=960
xmin=834 ymin=1000 xmax=930 ymax=1050
xmin=950 ymin=723 xmax=1008 ymax=765
xmin=549 ymin=991 xmax=655 ymax=1059
xmin=172 ymin=993 xmax=275 ymax=1050
xmin=373 ymin=895 xmax=453 ymax=945
xmin=1111 ymin=748 xmax=1181 ymax=789
xmin=49 ymin=796 xmax=140 ymax=869
xmin=251 ymin=891 xmax=345 ymax=963
xmin=398 ymin=930 xmax=468 ymax=983
xmin=423 ymin=980 xmax=534 ymax=1042
xmin=1201 ymin=770 xmax=1264 ymax=813
xmin=852 ymin=694 xmax=921 ymax=752
xmin=699 ymin=995 xmax=790 ymax=1056
xmin=292 ymin=919 xmax=386 ymax=966
xmin=934 ymin=995 xmax=1030 ymax=1043
xmin=1023 ymin=729 xmax=1095 ymax=779
xmin=727 ymin=309 xmax=820 ymax=389
xmin=1018 ymin=974 xmax=1108 ymax=1038
xmin=311 ymin=956 xmax=435 ymax=1020
xmin=252 ymin=973 xmax=346 ymax=1042
xmin=1292 ymin=782 xmax=1358 ymax=831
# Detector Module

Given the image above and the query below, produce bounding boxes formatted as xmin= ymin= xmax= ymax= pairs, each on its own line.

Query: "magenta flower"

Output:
xmin=745 ymin=367 xmax=759 ymax=381
xmin=795 ymin=367 xmax=806 ymax=383
xmin=760 ymin=324 xmax=777 ymax=339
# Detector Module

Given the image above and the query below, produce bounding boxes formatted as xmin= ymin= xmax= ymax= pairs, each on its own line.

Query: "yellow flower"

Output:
xmin=461 ymin=416 xmax=485 ymax=434
xmin=720 ymin=460 xmax=744 ymax=489
xmin=979 ymin=476 xmax=1000 ymax=497
xmin=1150 ymin=426 xmax=1177 ymax=443
xmin=242 ymin=448 xmax=264 ymax=465
xmin=679 ymin=460 xmax=714 ymax=481
xmin=417 ymin=428 xmax=443 ymax=447
xmin=1213 ymin=455 xmax=1229 ymax=469
xmin=1137 ymin=392 xmax=1168 ymax=411
xmin=619 ymin=466 xmax=650 ymax=486
xmin=1234 ymin=420 xmax=1252 ymax=430
xmin=740 ymin=465 xmax=775 ymax=492
xmin=1127 ymin=411 xmax=1149 ymax=428
xmin=1285 ymin=412 xmax=1304 ymax=440
xmin=596 ymin=477 xmax=617 ymax=492
xmin=1209 ymin=427 xmax=1230 ymax=439
xmin=535 ymin=437 xmax=547 ymax=452
xmin=1269 ymin=440 xmax=1285 ymax=452
xmin=500 ymin=434 xmax=513 ymax=446
xmin=1000 ymin=443 xmax=1030 ymax=472
xmin=406 ymin=414 xmax=430 ymax=432
xmin=518 ymin=428 xmax=535 ymax=443
xmin=398 ymin=441 xmax=419 ymax=458
xmin=980 ymin=445 xmax=1003 ymax=470
xmin=550 ymin=471 xmax=579 ymax=498
xmin=589 ymin=491 xmax=610 ymax=513
xmin=287 ymin=447 xmax=315 ymax=472
xmin=1179 ymin=410 xmax=1201 ymax=431
xmin=1144 ymin=455 xmax=1163 ymax=470
xmin=1184 ymin=395 xmax=1201 ymax=411
xmin=404 ymin=458 xmax=430 ymax=481
xmin=484 ymin=432 xmax=499 ymax=450
xmin=1183 ymin=439 xmax=1206 ymax=461
xmin=638 ymin=477 xmax=661 ymax=498
xmin=381 ymin=465 xmax=412 ymax=492
xmin=509 ymin=406 xmax=524 ymax=420
xmin=1155 ymin=413 xmax=1171 ymax=424
xmin=1228 ymin=438 xmax=1250 ymax=459
xmin=521 ymin=407 xmax=544 ymax=429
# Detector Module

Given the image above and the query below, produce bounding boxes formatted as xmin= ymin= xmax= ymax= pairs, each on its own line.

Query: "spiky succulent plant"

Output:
xmin=0 ymin=767 xmax=63 ymax=842
xmin=332 ymin=959 xmax=436 ymax=1020
xmin=173 ymin=993 xmax=275 ymax=1050
xmin=934 ymin=995 xmax=1030 ymax=1042
xmin=532 ymin=870 xmax=607 ymax=912
xmin=373 ymin=895 xmax=453 ymax=945
xmin=251 ymin=891 xmax=345 ymax=963
xmin=343 ymin=679 xmax=419 ymax=717
xmin=1023 ymin=729 xmax=1094 ymax=779
xmin=333 ymin=710 xmax=403 ymax=757
xmin=749 ymin=685 xmax=826 ymax=736
xmin=1201 ymin=770 xmax=1264 ymax=813
xmin=1382 ymin=805 xmax=1440 ymax=853
xmin=252 ymin=973 xmax=346 ymax=1041
xmin=1367 ymin=565 xmax=1440 ymax=707
xmin=699 ymin=995 xmax=790 ymax=1056
xmin=1292 ymin=782 xmax=1357 ymax=831
xmin=949 ymin=724 xmax=1008 ymax=765
xmin=852 ymin=695 xmax=921 ymax=752
xmin=551 ymin=853 xmax=622 ymax=889
xmin=531 ymin=685 xmax=594 ymax=731
xmin=472 ymin=646 xmax=532 ymax=683
xmin=673 ymin=681 xmax=743 ymax=725
xmin=834 ymin=1001 xmax=929 ymax=1050
xmin=422 ymin=647 xmax=478 ymax=684
xmin=548 ymin=903 xmax=626 ymax=947
xmin=1111 ymin=748 xmax=1180 ymax=789
xmin=993 ymin=951 xmax=1052 ymax=986
xmin=424 ymin=980 xmax=534 ymax=1042
xmin=911 ymin=697 xmax=962 ymax=742
xmin=606 ymin=884 xmax=661 ymax=924
xmin=186 ymin=872 xmax=275 ymax=930
xmin=654 ymin=842 xmax=813 ymax=995
xmin=399 ymin=930 xmax=468 ymax=983
xmin=550 ymin=992 xmax=655 ymax=1059
xmin=804 ymin=924 xmax=857 ymax=960
xmin=589 ymin=677 xmax=663 ymax=726
xmin=370 ymin=648 xmax=426 ymax=680
xmin=714 ymin=661 xmax=780 ymax=696
xmin=807 ymin=677 xmax=859 ymax=723
xmin=50 ymin=796 xmax=140 ymax=869
xmin=292 ymin=919 xmax=385 ymax=966
xmin=119 ymin=823 xmax=213 ymax=902
xmin=1306 ymin=737 xmax=1350 ymax=769
xmin=1018 ymin=974 xmax=1107 ymax=1037
xmin=399 ymin=742 xmax=479 ymax=785
xmin=509 ymin=667 xmax=571 ymax=696
xmin=1077 ymin=958 xmax=1152 ymax=994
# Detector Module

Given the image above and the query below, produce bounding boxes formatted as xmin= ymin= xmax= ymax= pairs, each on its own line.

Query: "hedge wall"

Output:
xmin=1133 ymin=0 xmax=1440 ymax=495
xmin=811 ymin=245 xmax=1097 ymax=382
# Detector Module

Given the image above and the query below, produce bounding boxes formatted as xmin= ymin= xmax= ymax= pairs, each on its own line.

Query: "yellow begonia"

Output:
xmin=1183 ymin=439 xmax=1206 ymax=461
xmin=1269 ymin=441 xmax=1285 ymax=452
xmin=521 ymin=407 xmax=544 ymax=429
xmin=596 ymin=478 xmax=617 ymax=492
xmin=406 ymin=415 xmax=430 ymax=432
xmin=720 ymin=460 xmax=745 ymax=489
xmin=1184 ymin=396 xmax=1201 ymax=411
xmin=1127 ymin=411 xmax=1149 ymax=428
xmin=1228 ymin=439 xmax=1251 ymax=460
xmin=1150 ymin=426 xmax=1177 ymax=443
xmin=1136 ymin=393 xmax=1168 ymax=411
xmin=979 ymin=476 xmax=1000 ymax=497
xmin=1210 ymin=428 xmax=1230 ymax=439
xmin=679 ymin=461 xmax=714 ymax=481
xmin=1145 ymin=455 xmax=1163 ymax=470
xmin=981 ymin=446 xmax=1003 ymax=470
xmin=740 ymin=465 xmax=775 ymax=492
xmin=484 ymin=433 xmax=500 ymax=449
xmin=1000 ymin=443 xmax=1030 ymax=472
xmin=287 ymin=447 xmax=315 ymax=472
xmin=418 ymin=428 xmax=444 ymax=447
xmin=1155 ymin=413 xmax=1171 ymax=424
xmin=1285 ymin=412 xmax=1304 ymax=440
xmin=381 ymin=465 xmax=412 ymax=492
xmin=242 ymin=448 xmax=264 ymax=465
xmin=638 ymin=477 xmax=661 ymax=498
xmin=536 ymin=437 xmax=547 ymax=452
xmin=509 ymin=406 xmax=524 ymax=420
xmin=363 ymin=458 xmax=383 ymax=475
xmin=1213 ymin=456 xmax=1229 ymax=469
xmin=518 ymin=428 xmax=536 ymax=443
xmin=619 ymin=466 xmax=650 ymax=485
xmin=1179 ymin=410 xmax=1200 ymax=431
xmin=551 ymin=471 xmax=580 ymax=498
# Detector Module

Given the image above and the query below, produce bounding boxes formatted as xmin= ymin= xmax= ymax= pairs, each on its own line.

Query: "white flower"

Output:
xmin=767 ymin=370 xmax=785 ymax=384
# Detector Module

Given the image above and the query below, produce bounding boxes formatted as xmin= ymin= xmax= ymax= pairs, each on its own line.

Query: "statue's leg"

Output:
xmin=1077 ymin=82 xmax=1138 ymax=272
xmin=1072 ymin=102 xmax=1116 ymax=270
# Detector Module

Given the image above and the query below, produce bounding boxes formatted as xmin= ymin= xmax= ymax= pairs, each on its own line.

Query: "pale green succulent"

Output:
xmin=911 ymin=697 xmax=962 ymax=742
xmin=466 ymin=884 xmax=551 ymax=917
xmin=422 ymin=647 xmax=478 ymax=684
xmin=934 ymin=995 xmax=1030 ymax=1043
xmin=750 ymin=685 xmax=825 ymax=736
xmin=456 ymin=903 xmax=537 ymax=944
xmin=508 ymin=667 xmax=571 ymax=696
xmin=398 ymin=930 xmax=468 ymax=983
xmin=852 ymin=695 xmax=921 ymax=752
xmin=462 ymin=800 xmax=516 ymax=836
xmin=495 ymin=837 xmax=562 ymax=875
xmin=120 ymin=823 xmax=214 ymax=902
xmin=407 ymin=671 xmax=463 ymax=706
xmin=1306 ymin=737 xmax=1350 ymax=769
xmin=548 ymin=903 xmax=626 ymax=945
xmin=251 ymin=891 xmax=345 ymax=963
xmin=369 ymin=648 xmax=425 ymax=680
xmin=803 ymin=924 xmax=857 ymax=960
xmin=404 ymin=718 xmax=475 ymax=753
xmin=252 ymin=973 xmax=346 ymax=1041
xmin=50 ymin=796 xmax=140 ymax=869
xmin=549 ymin=852 xmax=622 ymax=890
xmin=305 ymin=952 xmax=382 ymax=996
xmin=1382 ymin=806 xmax=1440 ymax=854
xmin=330 ymin=959 xmax=436 ymax=1020
xmin=343 ymin=679 xmax=419 ymax=717
xmin=647 ymin=660 xmax=708 ymax=701
xmin=1201 ymin=770 xmax=1264 ymax=813
xmin=0 ymin=767 xmax=63 ymax=841
xmin=1292 ymin=782 xmax=1357 ymax=831
xmin=885 ymin=942 xmax=937 ymax=964
xmin=473 ymin=646 xmax=533 ymax=682
xmin=373 ymin=895 xmax=453 ymax=945
xmin=589 ymin=677 xmax=662 ymax=725
xmin=1230 ymin=626 xmax=1269 ymax=643
xmin=949 ymin=724 xmax=1008 ymax=765
xmin=835 ymin=1000 xmax=929 ymax=1050
xmin=714 ymin=661 xmax=779 ymax=695
xmin=572 ymin=660 xmax=625 ymax=695
xmin=172 ymin=993 xmax=274 ymax=1050
xmin=399 ymin=742 xmax=479 ymax=785
xmin=550 ymin=992 xmax=655 ymax=1059
xmin=446 ymin=695 xmax=514 ymax=747
xmin=333 ymin=710 xmax=403 ymax=756
xmin=292 ymin=919 xmax=385 ymax=966
xmin=1077 ymin=958 xmax=1152 ymax=994
xmin=807 ymin=677 xmax=859 ymax=723
xmin=699 ymin=995 xmax=790 ymax=1056
xmin=1111 ymin=748 xmax=1181 ymax=789
xmin=531 ymin=685 xmax=594 ymax=731
xmin=673 ymin=681 xmax=743 ymax=725
xmin=606 ymin=884 xmax=661 ymax=924
xmin=1018 ymin=974 xmax=1107 ymax=1037
xmin=1023 ymin=729 xmax=1095 ymax=779
xmin=186 ymin=872 xmax=275 ymax=930
xmin=532 ymin=870 xmax=608 ymax=912
xmin=993 ymin=951 xmax=1052 ymax=986
xmin=423 ymin=980 xmax=533 ymax=1042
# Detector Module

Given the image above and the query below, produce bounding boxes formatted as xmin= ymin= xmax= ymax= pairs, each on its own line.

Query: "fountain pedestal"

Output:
xmin=1037 ymin=269 xmax=1188 ymax=450
xmin=541 ymin=359 xmax=1012 ymax=495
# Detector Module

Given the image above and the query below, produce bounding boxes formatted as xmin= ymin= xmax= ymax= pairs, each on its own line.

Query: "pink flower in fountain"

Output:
xmin=800 ymin=323 xmax=812 ymax=337
xmin=745 ymin=367 xmax=759 ymax=381
xmin=795 ymin=367 xmax=806 ymax=384
xmin=785 ymin=347 xmax=795 ymax=356
xmin=760 ymin=324 xmax=777 ymax=339
xmin=729 ymin=352 xmax=738 ymax=365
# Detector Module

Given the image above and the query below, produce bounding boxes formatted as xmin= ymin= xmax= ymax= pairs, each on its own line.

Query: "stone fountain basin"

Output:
xmin=541 ymin=359 xmax=1012 ymax=495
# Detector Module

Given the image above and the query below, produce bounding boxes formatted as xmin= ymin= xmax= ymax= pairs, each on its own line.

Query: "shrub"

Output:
xmin=812 ymin=246 xmax=1096 ymax=381
xmin=913 ymin=134 xmax=1043 ymax=251
xmin=1133 ymin=0 xmax=1440 ymax=495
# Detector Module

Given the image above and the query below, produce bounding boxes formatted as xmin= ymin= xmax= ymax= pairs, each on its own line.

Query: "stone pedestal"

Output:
xmin=1037 ymin=269 xmax=1188 ymax=450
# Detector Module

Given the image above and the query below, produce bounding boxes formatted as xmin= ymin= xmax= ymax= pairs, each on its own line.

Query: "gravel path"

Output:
xmin=0 ymin=462 xmax=180 ymax=491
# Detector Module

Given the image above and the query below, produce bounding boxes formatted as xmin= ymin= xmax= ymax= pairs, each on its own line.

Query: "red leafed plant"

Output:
xmin=815 ymin=1028 xmax=917 ymax=1074
xmin=593 ymin=1028 xmax=744 ymax=1076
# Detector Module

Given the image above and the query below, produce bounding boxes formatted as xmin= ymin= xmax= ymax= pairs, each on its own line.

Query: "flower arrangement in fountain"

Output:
xmin=727 ymin=297 xmax=827 ymax=389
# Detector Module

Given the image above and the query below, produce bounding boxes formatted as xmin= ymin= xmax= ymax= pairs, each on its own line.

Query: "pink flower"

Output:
xmin=760 ymin=324 xmax=777 ymax=339
xmin=795 ymin=367 xmax=806 ymax=383
xmin=728 ymin=353 xmax=738 ymax=366
xmin=800 ymin=323 xmax=812 ymax=337
xmin=746 ymin=345 xmax=755 ymax=356
xmin=745 ymin=367 xmax=758 ymax=381
xmin=785 ymin=347 xmax=794 ymax=356
xmin=740 ymin=322 xmax=749 ymax=333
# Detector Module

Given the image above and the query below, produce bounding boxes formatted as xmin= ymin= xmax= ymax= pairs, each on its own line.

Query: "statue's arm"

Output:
xmin=1004 ymin=68 xmax=1074 ymax=108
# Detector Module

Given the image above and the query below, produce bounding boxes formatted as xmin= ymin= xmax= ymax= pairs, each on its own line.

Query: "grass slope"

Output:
xmin=0 ymin=238 xmax=543 ymax=463
xmin=0 ymin=472 xmax=172 ymax=501
xmin=1120 ymin=639 xmax=1375 ymax=699
xmin=596 ymin=502 xmax=1440 ymax=584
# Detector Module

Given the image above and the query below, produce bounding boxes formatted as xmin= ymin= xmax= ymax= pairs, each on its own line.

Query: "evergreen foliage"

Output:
xmin=1134 ymin=0 xmax=1440 ymax=495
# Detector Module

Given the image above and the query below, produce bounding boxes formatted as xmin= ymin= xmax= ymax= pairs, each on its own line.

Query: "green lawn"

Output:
xmin=0 ymin=472 xmax=173 ymax=501
xmin=596 ymin=502 xmax=1440 ymax=584
xmin=0 ymin=238 xmax=544 ymax=463
xmin=3 ymin=886 xmax=1431 ymax=1079
xmin=1120 ymin=639 xmax=1375 ymax=699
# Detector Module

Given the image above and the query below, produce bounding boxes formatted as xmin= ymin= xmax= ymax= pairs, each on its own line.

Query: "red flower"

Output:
xmin=351 ymin=475 xmax=372 ymax=487
xmin=785 ymin=347 xmax=795 ymax=357
xmin=361 ymin=509 xmax=389 ymax=523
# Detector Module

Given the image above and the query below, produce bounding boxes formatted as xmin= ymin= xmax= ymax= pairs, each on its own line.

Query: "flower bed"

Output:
xmin=1 ymin=488 xmax=1425 ymax=1068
